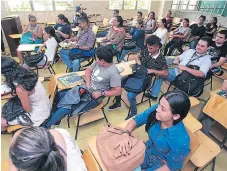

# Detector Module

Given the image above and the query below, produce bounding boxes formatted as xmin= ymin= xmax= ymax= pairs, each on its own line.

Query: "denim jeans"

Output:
xmin=127 ymin=92 xmax=138 ymax=115
xmin=45 ymin=107 xmax=71 ymax=128
xmin=151 ymin=68 xmax=177 ymax=98
xmin=119 ymin=47 xmax=141 ymax=62
xmin=189 ymin=39 xmax=199 ymax=49
xmin=59 ymin=48 xmax=92 ymax=72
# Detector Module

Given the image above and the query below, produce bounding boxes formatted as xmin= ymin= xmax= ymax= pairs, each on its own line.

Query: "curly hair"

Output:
xmin=1 ymin=57 xmax=38 ymax=95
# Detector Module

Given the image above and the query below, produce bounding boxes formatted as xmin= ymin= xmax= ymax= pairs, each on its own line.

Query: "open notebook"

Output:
xmin=57 ymin=73 xmax=84 ymax=87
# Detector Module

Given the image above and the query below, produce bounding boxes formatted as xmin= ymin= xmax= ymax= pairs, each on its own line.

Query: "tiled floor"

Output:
xmin=1 ymin=58 xmax=226 ymax=171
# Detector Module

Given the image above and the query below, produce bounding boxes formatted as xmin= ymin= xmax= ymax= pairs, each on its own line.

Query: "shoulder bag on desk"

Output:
xmin=24 ymin=52 xmax=45 ymax=67
xmin=173 ymin=53 xmax=205 ymax=97
xmin=96 ymin=124 xmax=145 ymax=171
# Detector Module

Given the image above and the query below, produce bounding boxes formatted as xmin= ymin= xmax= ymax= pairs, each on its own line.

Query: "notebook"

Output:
xmin=57 ymin=73 xmax=84 ymax=87
xmin=1 ymin=84 xmax=11 ymax=96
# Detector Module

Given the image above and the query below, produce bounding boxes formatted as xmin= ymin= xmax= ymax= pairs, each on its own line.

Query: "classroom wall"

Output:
xmin=173 ymin=10 xmax=227 ymax=28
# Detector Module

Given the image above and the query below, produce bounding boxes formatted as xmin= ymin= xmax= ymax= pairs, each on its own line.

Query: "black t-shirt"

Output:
xmin=54 ymin=23 xmax=72 ymax=41
xmin=205 ymin=23 xmax=218 ymax=38
xmin=140 ymin=48 xmax=168 ymax=71
xmin=208 ymin=41 xmax=227 ymax=62
xmin=190 ymin=24 xmax=206 ymax=38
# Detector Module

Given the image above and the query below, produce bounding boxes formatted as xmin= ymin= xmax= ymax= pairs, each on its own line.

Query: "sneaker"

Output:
xmin=125 ymin=113 xmax=137 ymax=120
xmin=108 ymin=103 xmax=121 ymax=111
xmin=144 ymin=93 xmax=158 ymax=100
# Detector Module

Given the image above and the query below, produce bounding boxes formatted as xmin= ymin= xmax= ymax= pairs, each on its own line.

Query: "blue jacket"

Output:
xmin=129 ymin=27 xmax=145 ymax=49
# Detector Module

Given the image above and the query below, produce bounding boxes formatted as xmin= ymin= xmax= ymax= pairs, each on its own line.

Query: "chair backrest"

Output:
xmin=82 ymin=149 xmax=100 ymax=171
xmin=103 ymin=18 xmax=109 ymax=27
xmin=183 ymin=128 xmax=200 ymax=165
xmin=49 ymin=75 xmax=57 ymax=102
xmin=92 ymin=25 xmax=99 ymax=35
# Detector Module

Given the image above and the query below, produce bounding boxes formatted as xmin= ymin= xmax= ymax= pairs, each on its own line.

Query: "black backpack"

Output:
xmin=24 ymin=52 xmax=45 ymax=67
xmin=123 ymin=64 xmax=151 ymax=93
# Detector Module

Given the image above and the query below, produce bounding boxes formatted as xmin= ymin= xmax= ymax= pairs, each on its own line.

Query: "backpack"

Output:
xmin=173 ymin=64 xmax=205 ymax=97
xmin=96 ymin=124 xmax=146 ymax=171
xmin=123 ymin=64 xmax=151 ymax=93
xmin=24 ymin=52 xmax=45 ymax=67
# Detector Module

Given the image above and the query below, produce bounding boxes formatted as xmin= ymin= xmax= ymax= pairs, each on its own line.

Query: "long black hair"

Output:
xmin=58 ymin=14 xmax=70 ymax=25
xmin=1 ymin=57 xmax=38 ymax=95
xmin=160 ymin=18 xmax=167 ymax=29
xmin=44 ymin=26 xmax=55 ymax=37
xmin=116 ymin=16 xmax=124 ymax=27
xmin=145 ymin=90 xmax=191 ymax=132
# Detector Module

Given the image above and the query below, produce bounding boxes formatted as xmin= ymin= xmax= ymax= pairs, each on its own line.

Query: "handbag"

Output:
xmin=123 ymin=40 xmax=137 ymax=50
xmin=96 ymin=124 xmax=146 ymax=171
xmin=123 ymin=64 xmax=151 ymax=94
xmin=24 ymin=52 xmax=45 ymax=67
xmin=2 ymin=96 xmax=26 ymax=121
xmin=173 ymin=53 xmax=205 ymax=97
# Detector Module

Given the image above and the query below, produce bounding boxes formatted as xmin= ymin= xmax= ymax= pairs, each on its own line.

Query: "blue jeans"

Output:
xmin=189 ymin=39 xmax=199 ymax=49
xmin=59 ymin=48 xmax=92 ymax=72
xmin=151 ymin=68 xmax=177 ymax=98
xmin=45 ymin=107 xmax=71 ymax=128
xmin=119 ymin=47 xmax=141 ymax=62
xmin=127 ymin=92 xmax=138 ymax=115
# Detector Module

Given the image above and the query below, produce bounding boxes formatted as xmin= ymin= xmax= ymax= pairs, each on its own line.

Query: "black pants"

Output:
xmin=1 ymin=30 xmax=5 ymax=52
xmin=164 ymin=39 xmax=183 ymax=56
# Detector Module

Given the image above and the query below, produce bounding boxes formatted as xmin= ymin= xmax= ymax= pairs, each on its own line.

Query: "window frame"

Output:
xmin=109 ymin=0 xmax=150 ymax=10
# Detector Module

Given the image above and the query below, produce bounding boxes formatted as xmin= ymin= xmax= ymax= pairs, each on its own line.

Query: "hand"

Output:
xmin=209 ymin=64 xmax=215 ymax=69
xmin=55 ymin=30 xmax=60 ymax=33
xmin=115 ymin=133 xmax=132 ymax=155
xmin=64 ymin=39 xmax=70 ymax=43
xmin=92 ymin=91 xmax=102 ymax=99
xmin=37 ymin=47 xmax=42 ymax=54
xmin=178 ymin=65 xmax=188 ymax=71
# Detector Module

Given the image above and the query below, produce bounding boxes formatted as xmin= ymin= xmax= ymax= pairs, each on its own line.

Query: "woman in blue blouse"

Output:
xmin=117 ymin=90 xmax=191 ymax=171
xmin=118 ymin=19 xmax=145 ymax=62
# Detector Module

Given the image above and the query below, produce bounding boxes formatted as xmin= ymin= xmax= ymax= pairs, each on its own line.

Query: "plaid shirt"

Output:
xmin=77 ymin=28 xmax=95 ymax=49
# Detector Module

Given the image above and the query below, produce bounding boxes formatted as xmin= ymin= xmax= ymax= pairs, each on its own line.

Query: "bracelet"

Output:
xmin=122 ymin=130 xmax=131 ymax=135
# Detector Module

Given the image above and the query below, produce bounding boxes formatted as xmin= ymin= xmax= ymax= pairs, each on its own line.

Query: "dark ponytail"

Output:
xmin=58 ymin=14 xmax=70 ymax=25
xmin=145 ymin=90 xmax=191 ymax=132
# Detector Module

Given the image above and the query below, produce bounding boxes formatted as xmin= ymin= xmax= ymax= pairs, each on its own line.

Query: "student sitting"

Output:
xmin=208 ymin=30 xmax=227 ymax=76
xmin=109 ymin=35 xmax=168 ymax=119
xmin=165 ymin=10 xmax=173 ymax=31
xmin=164 ymin=18 xmax=191 ymax=56
xmin=118 ymin=19 xmax=145 ymax=62
xmin=59 ymin=16 xmax=96 ymax=72
xmin=17 ymin=15 xmax=43 ymax=66
xmin=9 ymin=127 xmax=87 ymax=171
xmin=1 ymin=57 xmax=50 ymax=131
xmin=198 ymin=80 xmax=227 ymax=136
xmin=150 ymin=18 xmax=168 ymax=45
xmin=205 ymin=17 xmax=218 ymax=38
xmin=100 ymin=16 xmax=126 ymax=54
xmin=117 ymin=90 xmax=191 ymax=171
xmin=189 ymin=15 xmax=206 ymax=49
xmin=73 ymin=6 xmax=88 ymax=27
xmin=144 ymin=11 xmax=156 ymax=34
xmin=96 ymin=9 xmax=120 ymax=38
xmin=54 ymin=14 xmax=72 ymax=43
xmin=129 ymin=11 xmax=143 ymax=27
xmin=44 ymin=46 xmax=122 ymax=128
xmin=37 ymin=26 xmax=58 ymax=68
xmin=150 ymin=37 xmax=212 ymax=100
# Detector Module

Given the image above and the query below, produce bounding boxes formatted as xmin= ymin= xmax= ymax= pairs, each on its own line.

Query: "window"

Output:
xmin=33 ymin=0 xmax=53 ymax=11
xmin=171 ymin=0 xmax=198 ymax=11
xmin=54 ymin=0 xmax=73 ymax=11
xmin=6 ymin=0 xmax=32 ymax=12
xmin=109 ymin=0 xmax=150 ymax=10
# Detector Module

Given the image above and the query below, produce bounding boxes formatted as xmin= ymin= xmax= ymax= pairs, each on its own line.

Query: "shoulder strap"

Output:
xmin=186 ymin=51 xmax=206 ymax=66
xmin=56 ymin=144 xmax=67 ymax=156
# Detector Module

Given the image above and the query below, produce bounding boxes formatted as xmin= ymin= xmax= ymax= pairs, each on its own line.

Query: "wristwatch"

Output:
xmin=101 ymin=91 xmax=105 ymax=96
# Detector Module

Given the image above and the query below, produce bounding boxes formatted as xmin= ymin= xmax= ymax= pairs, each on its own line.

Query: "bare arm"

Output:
xmin=85 ymin=66 xmax=93 ymax=89
xmin=22 ymin=24 xmax=29 ymax=33
xmin=211 ymin=57 xmax=227 ymax=68
xmin=104 ymin=87 xmax=122 ymax=97
xmin=206 ymin=28 xmax=216 ymax=34
xmin=56 ymin=30 xmax=70 ymax=39
xmin=173 ymin=56 xmax=180 ymax=64
xmin=32 ymin=27 xmax=43 ymax=39
xmin=147 ymin=69 xmax=168 ymax=77
xmin=16 ymin=86 xmax=32 ymax=113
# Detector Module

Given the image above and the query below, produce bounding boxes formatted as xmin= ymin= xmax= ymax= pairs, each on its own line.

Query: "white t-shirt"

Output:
xmin=45 ymin=37 xmax=58 ymax=62
xmin=152 ymin=28 xmax=168 ymax=45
